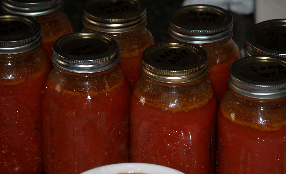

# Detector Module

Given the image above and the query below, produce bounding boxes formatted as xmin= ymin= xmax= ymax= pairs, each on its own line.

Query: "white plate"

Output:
xmin=81 ymin=163 xmax=185 ymax=174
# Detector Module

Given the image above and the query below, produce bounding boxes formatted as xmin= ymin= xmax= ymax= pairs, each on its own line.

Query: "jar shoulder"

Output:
xmin=133 ymin=76 xmax=215 ymax=112
xmin=36 ymin=11 xmax=73 ymax=38
xmin=220 ymin=90 xmax=286 ymax=130
xmin=47 ymin=66 xmax=130 ymax=94
xmin=0 ymin=48 xmax=49 ymax=80
xmin=111 ymin=28 xmax=155 ymax=54
xmin=201 ymin=39 xmax=242 ymax=66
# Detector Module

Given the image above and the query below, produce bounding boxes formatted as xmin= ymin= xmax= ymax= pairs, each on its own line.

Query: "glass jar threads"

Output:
xmin=168 ymin=4 xmax=241 ymax=103
xmin=130 ymin=42 xmax=217 ymax=174
xmin=82 ymin=0 xmax=155 ymax=89
xmin=1 ymin=0 xmax=73 ymax=60
xmin=217 ymin=55 xmax=286 ymax=173
xmin=245 ymin=19 xmax=286 ymax=57
xmin=41 ymin=32 xmax=131 ymax=174
xmin=0 ymin=15 xmax=50 ymax=174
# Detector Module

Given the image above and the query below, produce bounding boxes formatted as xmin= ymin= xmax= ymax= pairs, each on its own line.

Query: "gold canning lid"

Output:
xmin=82 ymin=0 xmax=147 ymax=33
xmin=141 ymin=42 xmax=208 ymax=84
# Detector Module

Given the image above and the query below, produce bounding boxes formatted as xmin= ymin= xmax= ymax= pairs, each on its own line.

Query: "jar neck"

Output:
xmin=134 ymin=73 xmax=214 ymax=112
xmin=198 ymin=34 xmax=233 ymax=47
xmin=221 ymin=87 xmax=286 ymax=131
xmin=83 ymin=22 xmax=147 ymax=36
xmin=0 ymin=46 xmax=42 ymax=59
xmin=52 ymin=63 xmax=121 ymax=77
xmin=33 ymin=7 xmax=64 ymax=21
xmin=141 ymin=72 xmax=208 ymax=87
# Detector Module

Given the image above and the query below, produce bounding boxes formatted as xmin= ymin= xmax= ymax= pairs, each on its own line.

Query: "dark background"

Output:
xmin=64 ymin=0 xmax=254 ymax=52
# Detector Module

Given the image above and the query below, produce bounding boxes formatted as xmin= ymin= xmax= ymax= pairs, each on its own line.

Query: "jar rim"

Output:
xmin=141 ymin=42 xmax=208 ymax=84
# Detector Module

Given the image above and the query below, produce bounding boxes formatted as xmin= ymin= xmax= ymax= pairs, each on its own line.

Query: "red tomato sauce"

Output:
xmin=36 ymin=10 xmax=73 ymax=60
xmin=207 ymin=58 xmax=237 ymax=103
xmin=130 ymin=93 xmax=217 ymax=174
xmin=41 ymin=28 xmax=73 ymax=60
xmin=217 ymin=108 xmax=286 ymax=173
xmin=0 ymin=61 xmax=50 ymax=173
xmin=42 ymin=70 xmax=131 ymax=174
xmin=83 ymin=27 xmax=154 ymax=90
xmin=119 ymin=54 xmax=142 ymax=89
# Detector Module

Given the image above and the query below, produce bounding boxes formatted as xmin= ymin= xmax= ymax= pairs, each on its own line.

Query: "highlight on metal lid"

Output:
xmin=1 ymin=0 xmax=64 ymax=17
xmin=229 ymin=55 xmax=286 ymax=99
xmin=52 ymin=32 xmax=120 ymax=73
xmin=168 ymin=4 xmax=233 ymax=44
xmin=245 ymin=19 xmax=286 ymax=58
xmin=82 ymin=0 xmax=147 ymax=33
xmin=0 ymin=14 xmax=42 ymax=54
xmin=141 ymin=42 xmax=208 ymax=84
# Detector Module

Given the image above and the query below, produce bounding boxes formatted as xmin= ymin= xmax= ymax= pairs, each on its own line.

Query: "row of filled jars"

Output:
xmin=1 ymin=0 xmax=286 ymax=174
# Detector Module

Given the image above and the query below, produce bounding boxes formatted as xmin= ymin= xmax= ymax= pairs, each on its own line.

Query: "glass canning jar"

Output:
xmin=82 ymin=0 xmax=155 ymax=89
xmin=168 ymin=4 xmax=241 ymax=103
xmin=245 ymin=19 xmax=286 ymax=58
xmin=41 ymin=32 xmax=131 ymax=174
xmin=130 ymin=42 xmax=217 ymax=174
xmin=0 ymin=15 xmax=50 ymax=174
xmin=1 ymin=0 xmax=73 ymax=60
xmin=217 ymin=55 xmax=286 ymax=173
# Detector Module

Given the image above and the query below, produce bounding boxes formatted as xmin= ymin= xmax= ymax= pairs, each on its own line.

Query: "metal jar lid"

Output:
xmin=141 ymin=42 xmax=208 ymax=84
xmin=245 ymin=19 xmax=286 ymax=58
xmin=229 ymin=55 xmax=286 ymax=99
xmin=1 ymin=0 xmax=64 ymax=17
xmin=0 ymin=15 xmax=42 ymax=54
xmin=52 ymin=32 xmax=120 ymax=73
xmin=169 ymin=4 xmax=233 ymax=44
xmin=82 ymin=0 xmax=147 ymax=33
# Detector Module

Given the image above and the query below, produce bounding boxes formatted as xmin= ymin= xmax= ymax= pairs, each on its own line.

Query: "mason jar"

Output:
xmin=217 ymin=55 xmax=286 ymax=173
xmin=41 ymin=32 xmax=131 ymax=174
xmin=82 ymin=0 xmax=155 ymax=89
xmin=0 ymin=15 xmax=50 ymax=174
xmin=168 ymin=4 xmax=241 ymax=103
xmin=245 ymin=19 xmax=286 ymax=58
xmin=1 ymin=0 xmax=73 ymax=60
xmin=130 ymin=42 xmax=217 ymax=174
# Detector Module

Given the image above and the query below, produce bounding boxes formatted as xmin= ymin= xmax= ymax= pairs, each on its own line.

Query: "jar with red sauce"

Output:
xmin=217 ymin=55 xmax=286 ymax=173
xmin=82 ymin=0 xmax=155 ymax=89
xmin=245 ymin=19 xmax=286 ymax=57
xmin=1 ymin=0 xmax=73 ymax=60
xmin=168 ymin=4 xmax=241 ymax=103
xmin=41 ymin=32 xmax=131 ymax=174
xmin=130 ymin=42 xmax=217 ymax=173
xmin=0 ymin=15 xmax=50 ymax=174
